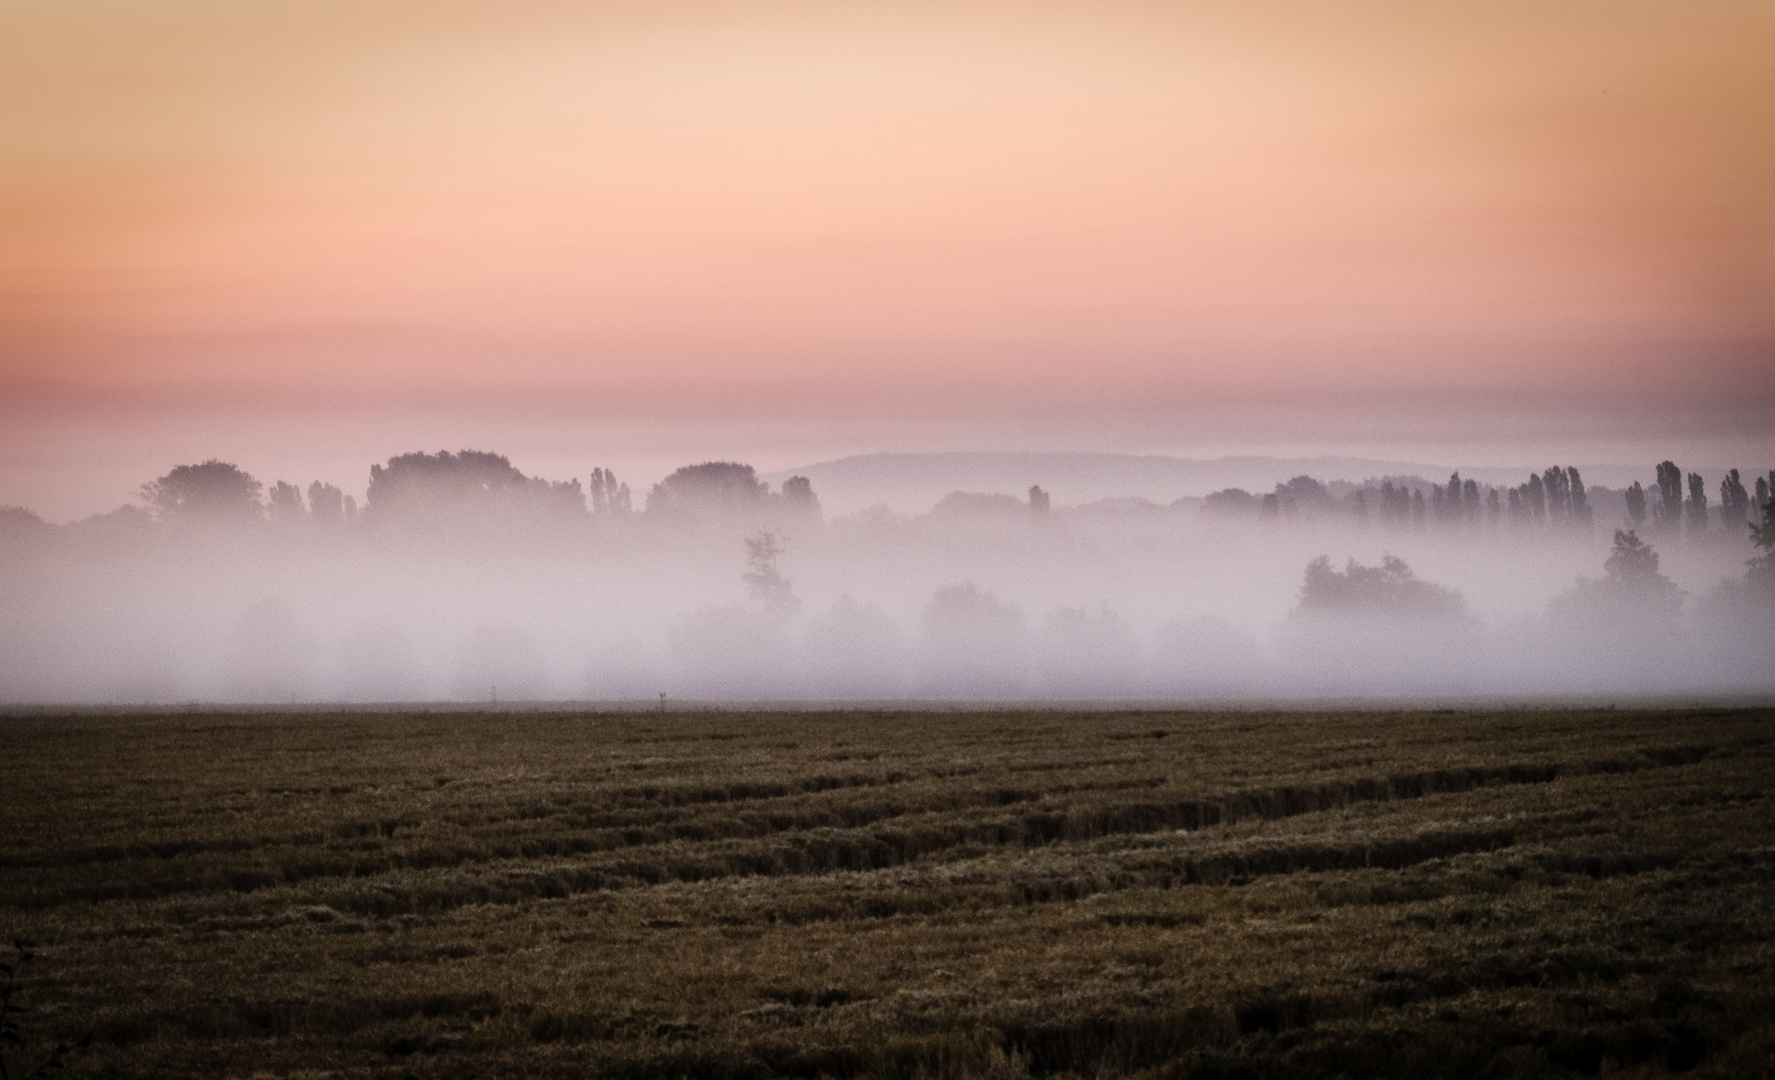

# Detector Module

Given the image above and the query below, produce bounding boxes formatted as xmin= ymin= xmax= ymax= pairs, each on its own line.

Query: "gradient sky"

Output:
xmin=3 ymin=0 xmax=1773 ymax=519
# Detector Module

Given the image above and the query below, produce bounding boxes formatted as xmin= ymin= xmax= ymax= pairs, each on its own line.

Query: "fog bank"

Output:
xmin=2 ymin=454 xmax=1771 ymax=704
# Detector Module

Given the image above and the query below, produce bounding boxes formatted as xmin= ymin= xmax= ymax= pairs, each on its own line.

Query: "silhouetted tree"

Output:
xmin=1749 ymin=497 xmax=1775 ymax=589
xmin=1541 ymin=467 xmax=1569 ymax=526
xmin=1566 ymin=468 xmax=1591 ymax=529
xmin=367 ymin=450 xmax=583 ymax=525
xmin=1624 ymin=481 xmax=1647 ymax=528
xmin=742 ymin=531 xmax=799 ymax=618
xmin=1685 ymin=472 xmax=1708 ymax=535
xmin=1274 ymin=475 xmax=1331 ymax=516
xmin=1462 ymin=478 xmax=1480 ymax=523
xmin=1027 ymin=484 xmax=1051 ymax=516
xmin=0 ymin=506 xmax=49 ymax=535
xmin=1690 ymin=492 xmax=1775 ymax=681
xmin=1653 ymin=461 xmax=1683 ymax=533
xmin=267 ymin=481 xmax=305 ymax=525
xmin=1202 ymin=488 xmax=1258 ymax=517
xmin=1409 ymin=488 xmax=1426 ymax=529
xmin=306 ymin=481 xmax=348 ymax=525
xmin=590 ymin=468 xmax=610 ymax=514
xmin=1486 ymin=487 xmax=1501 ymax=524
xmin=1283 ymin=555 xmax=1474 ymax=693
xmin=1295 ymin=555 xmax=1466 ymax=621
xmin=647 ymin=462 xmax=768 ymax=519
xmin=1523 ymin=473 xmax=1546 ymax=524
xmin=1550 ymin=530 xmax=1683 ymax=627
xmin=781 ymin=475 xmax=823 ymax=521
xmin=1432 ymin=473 xmax=1460 ymax=526
xmin=1757 ymin=474 xmax=1772 ymax=513
xmin=140 ymin=460 xmax=263 ymax=523
xmin=1376 ymin=481 xmax=1411 ymax=529
xmin=1349 ymin=488 xmax=1369 ymax=527
xmin=1718 ymin=469 xmax=1750 ymax=531
xmin=589 ymin=468 xmax=632 ymax=515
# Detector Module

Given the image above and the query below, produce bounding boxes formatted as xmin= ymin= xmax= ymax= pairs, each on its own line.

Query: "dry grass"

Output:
xmin=2 ymin=707 xmax=1772 ymax=1078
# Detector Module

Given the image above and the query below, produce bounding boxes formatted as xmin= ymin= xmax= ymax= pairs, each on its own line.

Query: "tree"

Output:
xmin=307 ymin=481 xmax=348 ymax=525
xmin=1566 ymin=468 xmax=1592 ymax=529
xmin=1718 ymin=469 xmax=1750 ymax=531
xmin=1202 ymin=488 xmax=1258 ymax=517
xmin=1027 ymin=485 xmax=1051 ymax=516
xmin=1295 ymin=555 xmax=1466 ymax=622
xmin=1653 ymin=461 xmax=1683 ymax=533
xmin=1749 ymin=496 xmax=1775 ymax=589
xmin=1274 ymin=475 xmax=1331 ymax=516
xmin=589 ymin=468 xmax=631 ymax=515
xmin=140 ymin=460 xmax=263 ymax=523
xmin=1624 ymin=481 xmax=1647 ymax=528
xmin=742 ymin=531 xmax=799 ymax=618
xmin=1550 ymin=530 xmax=1683 ymax=627
xmin=1685 ymin=473 xmax=1709 ymax=535
xmin=1434 ymin=473 xmax=1462 ymax=527
xmin=1376 ymin=480 xmax=1413 ymax=529
xmin=367 ymin=450 xmax=582 ymax=525
xmin=781 ymin=476 xmax=823 ymax=521
xmin=267 ymin=481 xmax=305 ymax=524
xmin=1604 ymin=529 xmax=1661 ymax=583
xmin=0 ymin=506 xmax=49 ymax=535
xmin=1542 ymin=467 xmax=1569 ymax=526
xmin=1523 ymin=473 xmax=1546 ymax=524
xmin=646 ymin=462 xmax=768 ymax=519
xmin=1284 ymin=555 xmax=1474 ymax=694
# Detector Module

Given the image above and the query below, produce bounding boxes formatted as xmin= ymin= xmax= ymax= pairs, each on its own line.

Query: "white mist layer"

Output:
xmin=3 ymin=493 xmax=1771 ymax=704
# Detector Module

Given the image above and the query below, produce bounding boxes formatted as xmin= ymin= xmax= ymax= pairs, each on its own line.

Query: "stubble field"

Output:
xmin=2 ymin=705 xmax=1773 ymax=1079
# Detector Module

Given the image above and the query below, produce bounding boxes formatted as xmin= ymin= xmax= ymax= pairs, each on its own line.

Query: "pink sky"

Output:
xmin=3 ymin=1 xmax=1772 ymax=519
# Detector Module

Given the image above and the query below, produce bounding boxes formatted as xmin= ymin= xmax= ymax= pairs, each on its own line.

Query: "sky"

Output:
xmin=3 ymin=0 xmax=1773 ymax=521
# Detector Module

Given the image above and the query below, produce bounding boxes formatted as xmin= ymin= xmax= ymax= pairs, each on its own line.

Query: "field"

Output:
xmin=2 ymin=706 xmax=1773 ymax=1080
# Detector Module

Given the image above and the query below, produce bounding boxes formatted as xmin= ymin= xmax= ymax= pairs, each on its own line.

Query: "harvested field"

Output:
xmin=2 ymin=706 xmax=1773 ymax=1078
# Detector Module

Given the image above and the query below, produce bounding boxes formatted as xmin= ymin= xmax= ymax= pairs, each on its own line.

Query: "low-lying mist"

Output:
xmin=2 ymin=454 xmax=1771 ymax=703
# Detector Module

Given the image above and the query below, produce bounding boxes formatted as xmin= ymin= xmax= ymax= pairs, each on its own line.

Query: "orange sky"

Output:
xmin=2 ymin=0 xmax=1773 ymax=518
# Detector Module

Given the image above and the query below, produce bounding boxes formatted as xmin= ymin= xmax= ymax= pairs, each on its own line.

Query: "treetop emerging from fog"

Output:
xmin=139 ymin=460 xmax=264 ymax=523
xmin=1296 ymin=555 xmax=1467 ymax=623
xmin=367 ymin=450 xmax=585 ymax=524
xmin=646 ymin=462 xmax=821 ymax=524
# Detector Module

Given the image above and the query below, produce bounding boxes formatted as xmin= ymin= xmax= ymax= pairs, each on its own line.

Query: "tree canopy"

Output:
xmin=1550 ymin=530 xmax=1683 ymax=628
xmin=646 ymin=462 xmax=769 ymax=518
xmin=1295 ymin=555 xmax=1467 ymax=622
xmin=140 ymin=460 xmax=263 ymax=522
xmin=366 ymin=450 xmax=583 ymax=524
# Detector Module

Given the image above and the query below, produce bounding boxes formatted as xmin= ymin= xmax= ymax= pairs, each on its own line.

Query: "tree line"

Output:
xmin=1208 ymin=462 xmax=1773 ymax=541
xmin=64 ymin=452 xmax=822 ymax=531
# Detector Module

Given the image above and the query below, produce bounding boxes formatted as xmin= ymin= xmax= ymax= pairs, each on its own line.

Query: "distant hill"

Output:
xmin=761 ymin=452 xmax=1647 ymax=516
